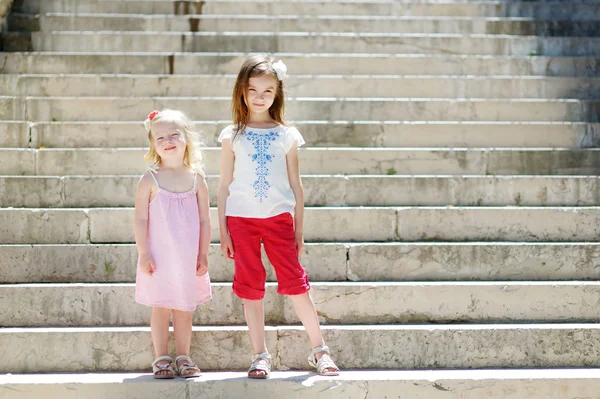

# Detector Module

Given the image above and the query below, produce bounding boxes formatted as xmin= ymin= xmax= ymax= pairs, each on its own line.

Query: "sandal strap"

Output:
xmin=316 ymin=354 xmax=339 ymax=374
xmin=311 ymin=345 xmax=330 ymax=357
xmin=249 ymin=352 xmax=271 ymax=374
xmin=152 ymin=355 xmax=173 ymax=367
xmin=175 ymin=355 xmax=199 ymax=372
xmin=175 ymin=355 xmax=193 ymax=365
xmin=251 ymin=352 xmax=272 ymax=362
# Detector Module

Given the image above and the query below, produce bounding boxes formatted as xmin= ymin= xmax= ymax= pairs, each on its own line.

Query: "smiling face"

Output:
xmin=246 ymin=73 xmax=278 ymax=116
xmin=150 ymin=120 xmax=187 ymax=163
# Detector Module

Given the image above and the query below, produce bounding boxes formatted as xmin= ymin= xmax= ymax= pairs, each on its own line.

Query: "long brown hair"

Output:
xmin=231 ymin=54 xmax=287 ymax=139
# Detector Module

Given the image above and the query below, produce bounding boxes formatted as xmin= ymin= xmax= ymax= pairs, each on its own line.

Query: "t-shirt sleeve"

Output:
xmin=283 ymin=126 xmax=305 ymax=153
xmin=217 ymin=125 xmax=234 ymax=143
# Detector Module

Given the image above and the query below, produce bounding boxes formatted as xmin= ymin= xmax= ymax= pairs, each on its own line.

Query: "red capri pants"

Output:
xmin=227 ymin=212 xmax=310 ymax=300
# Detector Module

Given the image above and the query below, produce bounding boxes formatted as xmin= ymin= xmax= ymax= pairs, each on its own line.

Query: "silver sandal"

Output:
xmin=152 ymin=355 xmax=175 ymax=379
xmin=308 ymin=345 xmax=340 ymax=376
xmin=175 ymin=355 xmax=201 ymax=378
xmin=248 ymin=352 xmax=271 ymax=379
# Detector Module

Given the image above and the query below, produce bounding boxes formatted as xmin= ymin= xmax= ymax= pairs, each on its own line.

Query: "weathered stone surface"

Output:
xmin=0 ymin=149 xmax=35 ymax=175
xmin=0 ymin=122 xmax=29 ymax=147
xmin=5 ymin=175 xmax=600 ymax=208
xmin=12 ymin=1 xmax=600 ymax=19
xmin=2 ymin=53 xmax=598 ymax=77
xmin=35 ymin=149 xmax=147 ymax=175
xmin=3 ymin=282 xmax=600 ymax=327
xmin=0 ymin=243 xmax=347 ymax=283
xmin=0 ymin=209 xmax=89 ymax=244
xmin=8 ymin=74 xmax=600 ymax=99
xmin=2 ymin=242 xmax=598 ymax=284
xmin=88 ymin=207 xmax=397 ymax=243
xmin=0 ymin=326 xmax=277 ymax=372
xmin=2 ymin=325 xmax=600 ymax=372
xmin=396 ymin=207 xmax=600 ymax=242
xmin=0 ymin=177 xmax=63 ymax=208
xmin=0 ymin=96 xmax=24 ymax=120
xmin=3 ymin=207 xmax=599 ymax=244
xmin=18 ymin=96 xmax=599 ymax=122
xmin=26 ymin=31 xmax=600 ymax=57
xmin=7 ymin=148 xmax=600 ymax=176
xmin=348 ymin=243 xmax=600 ymax=281
xmin=15 ymin=14 xmax=600 ymax=37
xmin=3 ymin=370 xmax=600 ymax=399
xmin=18 ymin=121 xmax=600 ymax=149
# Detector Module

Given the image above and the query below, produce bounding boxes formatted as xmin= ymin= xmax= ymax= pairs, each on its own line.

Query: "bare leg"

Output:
xmin=290 ymin=292 xmax=337 ymax=372
xmin=172 ymin=309 xmax=199 ymax=376
xmin=243 ymin=299 xmax=269 ymax=377
xmin=151 ymin=306 xmax=173 ymax=377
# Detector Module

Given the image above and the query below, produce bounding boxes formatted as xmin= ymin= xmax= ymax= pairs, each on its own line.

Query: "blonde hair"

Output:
xmin=143 ymin=109 xmax=204 ymax=173
xmin=231 ymin=53 xmax=288 ymax=138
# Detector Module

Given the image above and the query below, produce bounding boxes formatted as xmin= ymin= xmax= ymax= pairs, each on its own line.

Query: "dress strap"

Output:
xmin=148 ymin=170 xmax=160 ymax=190
xmin=192 ymin=172 xmax=197 ymax=191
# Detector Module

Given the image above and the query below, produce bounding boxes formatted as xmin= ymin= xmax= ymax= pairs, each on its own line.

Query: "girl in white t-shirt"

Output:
xmin=217 ymin=54 xmax=340 ymax=378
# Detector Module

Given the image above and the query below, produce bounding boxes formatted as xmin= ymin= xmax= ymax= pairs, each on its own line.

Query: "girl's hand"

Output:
xmin=139 ymin=254 xmax=156 ymax=276
xmin=196 ymin=255 xmax=209 ymax=276
xmin=295 ymin=231 xmax=305 ymax=256
xmin=220 ymin=233 xmax=235 ymax=259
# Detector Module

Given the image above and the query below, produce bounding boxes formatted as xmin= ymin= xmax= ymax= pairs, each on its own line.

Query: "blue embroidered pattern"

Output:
xmin=246 ymin=130 xmax=280 ymax=202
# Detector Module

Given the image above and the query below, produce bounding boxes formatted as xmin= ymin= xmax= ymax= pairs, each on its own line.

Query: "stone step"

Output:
xmin=4 ymin=97 xmax=599 ymax=122
xmin=4 ymin=121 xmax=599 ymax=149
xmin=0 ymin=243 xmax=347 ymax=284
xmin=2 ymin=370 xmax=600 ymax=399
xmin=2 ymin=324 xmax=600 ymax=372
xmin=3 ymin=175 xmax=600 ymax=208
xmin=2 ymin=243 xmax=598 ymax=284
xmin=9 ymin=13 xmax=600 ymax=36
xmin=0 ymin=207 xmax=599 ymax=244
xmin=4 ymin=74 xmax=600 ymax=99
xmin=4 ymin=281 xmax=600 ymax=327
xmin=2 ymin=53 xmax=598 ymax=77
xmin=4 ymin=148 xmax=600 ymax=176
xmin=12 ymin=0 xmax=600 ymax=19
xmin=6 ymin=32 xmax=600 ymax=56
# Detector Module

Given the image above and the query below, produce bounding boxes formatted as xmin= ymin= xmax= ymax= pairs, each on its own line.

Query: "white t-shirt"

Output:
xmin=218 ymin=124 xmax=305 ymax=218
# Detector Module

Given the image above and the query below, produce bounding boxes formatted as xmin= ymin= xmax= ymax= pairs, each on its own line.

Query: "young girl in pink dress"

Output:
xmin=134 ymin=109 xmax=212 ymax=379
xmin=217 ymin=54 xmax=340 ymax=378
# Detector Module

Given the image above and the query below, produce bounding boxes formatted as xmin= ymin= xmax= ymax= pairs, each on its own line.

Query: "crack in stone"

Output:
xmin=0 ymin=54 xmax=8 ymax=73
xmin=432 ymin=382 xmax=452 ymax=392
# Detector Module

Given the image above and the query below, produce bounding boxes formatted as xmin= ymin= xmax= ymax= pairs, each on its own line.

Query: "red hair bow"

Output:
xmin=148 ymin=110 xmax=159 ymax=121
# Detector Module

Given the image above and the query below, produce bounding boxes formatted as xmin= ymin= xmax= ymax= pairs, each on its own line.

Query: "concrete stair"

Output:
xmin=9 ymin=13 xmax=600 ymax=36
xmin=3 ymin=370 xmax=600 ymax=399
xmin=4 ymin=175 xmax=600 ymax=207
xmin=2 ymin=0 xmax=600 ymax=397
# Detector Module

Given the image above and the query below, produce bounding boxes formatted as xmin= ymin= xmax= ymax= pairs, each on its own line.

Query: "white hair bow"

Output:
xmin=272 ymin=60 xmax=288 ymax=81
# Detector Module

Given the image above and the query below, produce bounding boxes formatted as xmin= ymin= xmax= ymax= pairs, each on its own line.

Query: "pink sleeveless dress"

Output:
xmin=135 ymin=171 xmax=212 ymax=311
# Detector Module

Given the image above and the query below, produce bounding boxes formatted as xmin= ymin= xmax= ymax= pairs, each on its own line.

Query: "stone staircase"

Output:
xmin=1 ymin=0 xmax=600 ymax=397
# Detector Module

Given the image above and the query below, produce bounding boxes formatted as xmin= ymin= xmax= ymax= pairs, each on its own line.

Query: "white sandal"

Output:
xmin=248 ymin=352 xmax=271 ymax=379
xmin=152 ymin=355 xmax=175 ymax=379
xmin=175 ymin=355 xmax=201 ymax=378
xmin=308 ymin=345 xmax=340 ymax=376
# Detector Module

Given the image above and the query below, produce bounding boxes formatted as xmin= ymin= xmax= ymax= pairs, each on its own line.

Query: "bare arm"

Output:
xmin=217 ymin=138 xmax=235 ymax=258
xmin=286 ymin=142 xmax=305 ymax=254
xmin=134 ymin=173 xmax=155 ymax=274
xmin=196 ymin=173 xmax=211 ymax=275
xmin=134 ymin=173 xmax=152 ymax=256
xmin=196 ymin=174 xmax=211 ymax=257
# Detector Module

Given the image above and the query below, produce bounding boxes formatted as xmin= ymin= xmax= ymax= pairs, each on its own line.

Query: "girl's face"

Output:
xmin=246 ymin=74 xmax=278 ymax=115
xmin=151 ymin=120 xmax=187 ymax=162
